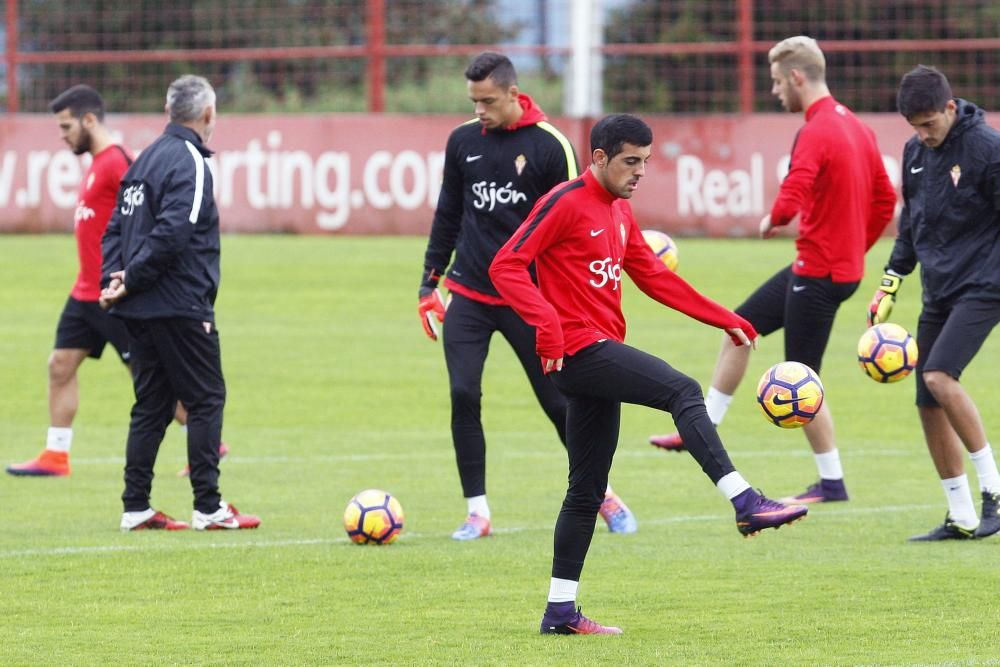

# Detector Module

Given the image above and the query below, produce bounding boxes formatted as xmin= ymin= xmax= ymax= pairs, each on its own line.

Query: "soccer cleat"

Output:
xmin=733 ymin=489 xmax=808 ymax=537
xmin=599 ymin=491 xmax=638 ymax=534
xmin=649 ymin=432 xmax=685 ymax=452
xmin=6 ymin=449 xmax=71 ymax=477
xmin=778 ymin=478 xmax=849 ymax=504
xmin=976 ymin=491 xmax=1000 ymax=539
xmin=908 ymin=514 xmax=977 ymax=541
xmin=451 ymin=514 xmax=492 ymax=541
xmin=121 ymin=510 xmax=190 ymax=531
xmin=540 ymin=605 xmax=623 ymax=635
xmin=192 ymin=501 xmax=261 ymax=530
xmin=176 ymin=441 xmax=230 ymax=477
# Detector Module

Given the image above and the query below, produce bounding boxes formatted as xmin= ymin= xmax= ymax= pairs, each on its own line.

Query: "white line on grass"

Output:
xmin=0 ymin=503 xmax=941 ymax=559
xmin=63 ymin=447 xmax=922 ymax=466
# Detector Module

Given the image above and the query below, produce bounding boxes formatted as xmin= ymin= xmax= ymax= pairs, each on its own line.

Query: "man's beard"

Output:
xmin=72 ymin=127 xmax=92 ymax=155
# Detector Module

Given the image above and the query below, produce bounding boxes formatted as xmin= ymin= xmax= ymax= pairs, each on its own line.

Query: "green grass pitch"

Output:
xmin=0 ymin=235 xmax=998 ymax=666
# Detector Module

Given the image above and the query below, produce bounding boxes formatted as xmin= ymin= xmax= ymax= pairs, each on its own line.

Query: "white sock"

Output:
xmin=970 ymin=444 xmax=1000 ymax=494
xmin=547 ymin=577 xmax=579 ymax=603
xmin=941 ymin=474 xmax=978 ymax=528
xmin=716 ymin=471 xmax=751 ymax=500
xmin=46 ymin=427 xmax=73 ymax=453
xmin=466 ymin=495 xmax=490 ymax=519
xmin=705 ymin=387 xmax=733 ymax=426
xmin=605 ymin=483 xmax=614 ymax=497
xmin=814 ymin=449 xmax=844 ymax=480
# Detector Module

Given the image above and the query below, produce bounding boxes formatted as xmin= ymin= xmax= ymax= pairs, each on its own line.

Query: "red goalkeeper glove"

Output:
xmin=867 ymin=271 xmax=903 ymax=326
xmin=418 ymin=287 xmax=446 ymax=341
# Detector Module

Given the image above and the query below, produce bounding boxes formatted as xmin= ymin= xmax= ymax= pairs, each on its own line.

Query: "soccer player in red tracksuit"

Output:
xmin=650 ymin=36 xmax=897 ymax=507
xmin=6 ymin=85 xmax=227 ymax=480
xmin=490 ymin=114 xmax=809 ymax=636
xmin=418 ymin=52 xmax=637 ymax=540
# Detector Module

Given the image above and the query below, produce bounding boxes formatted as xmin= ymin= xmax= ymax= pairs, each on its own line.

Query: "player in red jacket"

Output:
xmin=650 ymin=37 xmax=897 ymax=505
xmin=490 ymin=114 xmax=808 ymax=635
xmin=6 ymin=85 xmax=225 ymax=480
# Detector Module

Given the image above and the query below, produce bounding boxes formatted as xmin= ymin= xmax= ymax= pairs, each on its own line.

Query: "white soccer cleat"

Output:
xmin=192 ymin=500 xmax=261 ymax=530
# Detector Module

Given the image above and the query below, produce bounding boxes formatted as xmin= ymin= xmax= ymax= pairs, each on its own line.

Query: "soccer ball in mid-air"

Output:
xmin=756 ymin=361 xmax=825 ymax=429
xmin=343 ymin=489 xmax=404 ymax=545
xmin=641 ymin=229 xmax=679 ymax=271
xmin=857 ymin=323 xmax=918 ymax=383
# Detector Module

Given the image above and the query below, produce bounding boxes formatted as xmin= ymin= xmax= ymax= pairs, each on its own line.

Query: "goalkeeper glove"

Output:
xmin=867 ymin=271 xmax=903 ymax=326
xmin=418 ymin=286 xmax=446 ymax=341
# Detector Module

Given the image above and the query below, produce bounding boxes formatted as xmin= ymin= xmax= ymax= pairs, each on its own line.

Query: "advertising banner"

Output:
xmin=0 ymin=113 xmax=927 ymax=235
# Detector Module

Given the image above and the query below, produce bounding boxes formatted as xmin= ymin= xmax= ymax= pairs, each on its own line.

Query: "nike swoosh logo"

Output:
xmin=590 ymin=229 xmax=605 ymax=237
xmin=772 ymin=396 xmax=800 ymax=405
xmin=466 ymin=155 xmax=483 ymax=162
xmin=910 ymin=166 xmax=924 ymax=173
xmin=792 ymin=285 xmax=806 ymax=292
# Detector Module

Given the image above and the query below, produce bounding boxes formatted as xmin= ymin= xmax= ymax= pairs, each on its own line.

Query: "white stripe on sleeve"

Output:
xmin=184 ymin=140 xmax=205 ymax=224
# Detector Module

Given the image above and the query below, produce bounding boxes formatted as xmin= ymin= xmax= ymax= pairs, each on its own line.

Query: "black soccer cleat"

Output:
xmin=908 ymin=514 xmax=977 ymax=542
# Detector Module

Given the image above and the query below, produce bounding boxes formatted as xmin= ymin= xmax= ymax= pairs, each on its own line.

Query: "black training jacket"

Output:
xmin=889 ymin=99 xmax=1000 ymax=304
xmin=102 ymin=123 xmax=221 ymax=321
xmin=421 ymin=95 xmax=578 ymax=300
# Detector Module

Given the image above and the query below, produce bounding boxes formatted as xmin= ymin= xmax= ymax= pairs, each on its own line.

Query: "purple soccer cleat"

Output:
xmin=540 ymin=602 xmax=623 ymax=635
xmin=778 ymin=478 xmax=849 ymax=504
xmin=733 ymin=488 xmax=808 ymax=537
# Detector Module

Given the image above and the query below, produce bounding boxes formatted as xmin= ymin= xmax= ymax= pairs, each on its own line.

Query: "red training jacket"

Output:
xmin=71 ymin=145 xmax=133 ymax=301
xmin=769 ymin=96 xmax=897 ymax=282
xmin=490 ymin=169 xmax=756 ymax=360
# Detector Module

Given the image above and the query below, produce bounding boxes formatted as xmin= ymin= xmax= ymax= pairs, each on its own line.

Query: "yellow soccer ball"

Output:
xmin=858 ymin=323 xmax=918 ymax=383
xmin=641 ymin=229 xmax=679 ymax=271
xmin=756 ymin=361 xmax=825 ymax=429
xmin=343 ymin=489 xmax=404 ymax=545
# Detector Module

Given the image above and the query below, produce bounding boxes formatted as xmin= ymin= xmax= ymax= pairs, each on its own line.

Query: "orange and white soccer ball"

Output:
xmin=857 ymin=323 xmax=918 ymax=383
xmin=343 ymin=489 xmax=404 ymax=545
xmin=756 ymin=361 xmax=825 ymax=429
xmin=641 ymin=229 xmax=679 ymax=271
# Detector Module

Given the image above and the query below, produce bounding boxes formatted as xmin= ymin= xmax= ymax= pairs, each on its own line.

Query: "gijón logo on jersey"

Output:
xmin=120 ymin=183 xmax=145 ymax=216
xmin=471 ymin=181 xmax=527 ymax=211
xmin=589 ymin=256 xmax=622 ymax=291
xmin=73 ymin=200 xmax=96 ymax=230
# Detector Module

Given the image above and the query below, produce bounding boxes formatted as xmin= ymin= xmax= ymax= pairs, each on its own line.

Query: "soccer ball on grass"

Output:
xmin=641 ymin=229 xmax=679 ymax=271
xmin=756 ymin=361 xmax=824 ymax=428
xmin=343 ymin=489 xmax=404 ymax=545
xmin=857 ymin=323 xmax=918 ymax=383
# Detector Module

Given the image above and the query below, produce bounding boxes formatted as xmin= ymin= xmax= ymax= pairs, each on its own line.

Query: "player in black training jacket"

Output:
xmin=418 ymin=51 xmax=638 ymax=540
xmin=869 ymin=65 xmax=1000 ymax=541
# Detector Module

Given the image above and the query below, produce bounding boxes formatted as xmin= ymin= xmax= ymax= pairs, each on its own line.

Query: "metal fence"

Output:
xmin=4 ymin=0 xmax=1000 ymax=115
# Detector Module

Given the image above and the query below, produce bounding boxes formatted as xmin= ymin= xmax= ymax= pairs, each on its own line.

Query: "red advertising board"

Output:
xmin=0 ymin=113 xmax=929 ymax=235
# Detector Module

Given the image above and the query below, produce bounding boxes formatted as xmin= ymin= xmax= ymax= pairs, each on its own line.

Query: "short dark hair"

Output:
xmin=464 ymin=51 xmax=517 ymax=89
xmin=897 ymin=65 xmax=953 ymax=119
xmin=49 ymin=84 xmax=105 ymax=121
xmin=590 ymin=114 xmax=652 ymax=160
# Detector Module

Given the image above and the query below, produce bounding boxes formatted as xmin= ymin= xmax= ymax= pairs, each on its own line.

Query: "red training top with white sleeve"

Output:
xmin=489 ymin=168 xmax=756 ymax=360
xmin=71 ymin=145 xmax=132 ymax=301
xmin=769 ymin=96 xmax=897 ymax=282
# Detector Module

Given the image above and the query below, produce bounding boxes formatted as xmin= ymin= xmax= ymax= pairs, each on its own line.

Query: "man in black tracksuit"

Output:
xmin=869 ymin=65 xmax=1000 ymax=541
xmin=417 ymin=52 xmax=638 ymax=539
xmin=102 ymin=74 xmax=259 ymax=532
